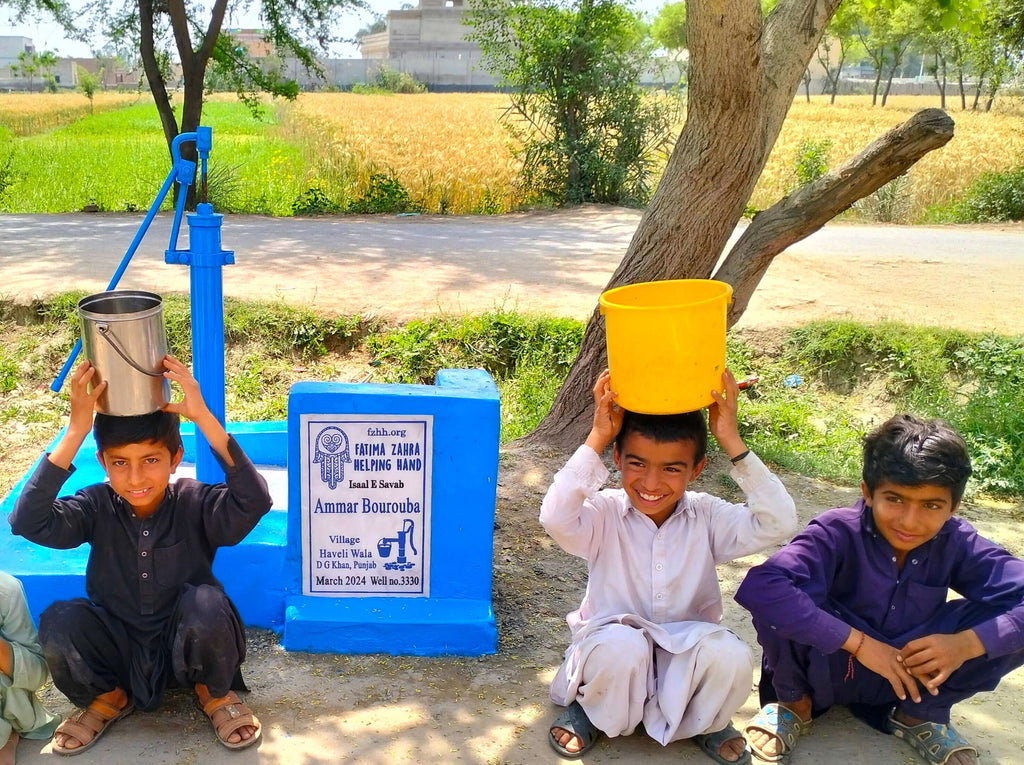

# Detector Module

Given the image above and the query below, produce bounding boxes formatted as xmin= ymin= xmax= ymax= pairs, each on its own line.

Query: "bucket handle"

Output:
xmin=95 ymin=323 xmax=165 ymax=378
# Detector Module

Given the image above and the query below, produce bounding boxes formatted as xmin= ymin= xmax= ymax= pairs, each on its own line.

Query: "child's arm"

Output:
xmin=161 ymin=355 xmax=233 ymax=467
xmin=48 ymin=361 xmax=106 ymax=470
xmin=583 ymin=369 xmax=624 ymax=456
xmin=704 ymin=369 xmax=798 ymax=558
xmin=9 ymin=362 xmax=99 ymax=547
xmin=897 ymin=529 xmax=1024 ymax=695
xmin=736 ymin=523 xmax=925 ymax=704
xmin=707 ymin=368 xmax=749 ymax=460
xmin=539 ymin=370 xmax=621 ymax=559
xmin=0 ymin=573 xmax=52 ymax=692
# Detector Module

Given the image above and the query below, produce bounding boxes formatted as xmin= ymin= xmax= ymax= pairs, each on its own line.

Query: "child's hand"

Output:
xmin=48 ymin=361 xmax=105 ymax=470
xmin=68 ymin=361 xmax=105 ymax=435
xmin=854 ymin=632 xmax=923 ymax=703
xmin=897 ymin=630 xmax=986 ymax=694
xmin=708 ymin=369 xmax=746 ymax=459
xmin=584 ymin=369 xmax=623 ymax=455
xmin=161 ymin=355 xmax=210 ymax=423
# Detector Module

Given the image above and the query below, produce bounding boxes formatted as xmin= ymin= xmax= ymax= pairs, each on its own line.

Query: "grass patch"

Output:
xmin=728 ymin=321 xmax=1024 ymax=500
xmin=1 ymin=296 xmax=1021 ymax=499
xmin=0 ymin=101 xmax=307 ymax=215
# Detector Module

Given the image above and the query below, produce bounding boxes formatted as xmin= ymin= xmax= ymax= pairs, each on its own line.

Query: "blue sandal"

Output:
xmin=887 ymin=714 xmax=979 ymax=764
xmin=548 ymin=700 xmax=602 ymax=759
xmin=695 ymin=722 xmax=752 ymax=764
xmin=742 ymin=703 xmax=810 ymax=762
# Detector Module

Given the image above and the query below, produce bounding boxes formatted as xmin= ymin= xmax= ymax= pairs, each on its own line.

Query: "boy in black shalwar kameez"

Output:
xmin=9 ymin=356 xmax=273 ymax=754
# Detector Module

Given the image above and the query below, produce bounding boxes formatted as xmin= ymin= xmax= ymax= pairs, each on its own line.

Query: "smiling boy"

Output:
xmin=736 ymin=414 xmax=1024 ymax=765
xmin=540 ymin=370 xmax=797 ymax=763
xmin=9 ymin=357 xmax=273 ymax=755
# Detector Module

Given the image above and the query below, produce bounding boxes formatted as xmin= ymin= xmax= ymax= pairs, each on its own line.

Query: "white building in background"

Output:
xmin=0 ymin=36 xmax=35 ymax=88
xmin=357 ymin=0 xmax=495 ymax=89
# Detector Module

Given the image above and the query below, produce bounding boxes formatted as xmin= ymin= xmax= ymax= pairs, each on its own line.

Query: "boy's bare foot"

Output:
xmin=550 ymin=726 xmax=583 ymax=754
xmin=890 ymin=709 xmax=979 ymax=765
xmin=195 ymin=683 xmax=261 ymax=750
xmin=548 ymin=700 xmax=600 ymax=757
xmin=715 ymin=733 xmax=748 ymax=762
xmin=52 ymin=687 xmax=132 ymax=754
xmin=0 ymin=731 xmax=19 ymax=765
xmin=744 ymin=697 xmax=811 ymax=760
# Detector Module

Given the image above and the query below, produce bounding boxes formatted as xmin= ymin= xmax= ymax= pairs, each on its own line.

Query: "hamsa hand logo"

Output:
xmin=312 ymin=426 xmax=351 ymax=489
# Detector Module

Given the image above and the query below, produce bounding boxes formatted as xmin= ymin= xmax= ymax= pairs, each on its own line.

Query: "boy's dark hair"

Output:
xmin=94 ymin=410 xmax=182 ymax=456
xmin=862 ymin=414 xmax=972 ymax=505
xmin=615 ymin=409 xmax=708 ymax=464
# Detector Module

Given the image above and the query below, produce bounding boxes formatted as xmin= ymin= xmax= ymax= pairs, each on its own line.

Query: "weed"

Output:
xmin=0 ymin=353 xmax=17 ymax=393
xmin=347 ymin=173 xmax=421 ymax=215
xmin=292 ymin=182 xmax=343 ymax=215
xmin=854 ymin=175 xmax=913 ymax=223
xmin=793 ymin=138 xmax=831 ymax=187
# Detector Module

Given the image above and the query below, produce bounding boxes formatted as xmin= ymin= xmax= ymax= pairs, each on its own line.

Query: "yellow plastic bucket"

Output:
xmin=599 ymin=279 xmax=733 ymax=414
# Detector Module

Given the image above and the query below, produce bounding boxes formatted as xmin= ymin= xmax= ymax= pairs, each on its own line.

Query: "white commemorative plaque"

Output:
xmin=300 ymin=414 xmax=432 ymax=597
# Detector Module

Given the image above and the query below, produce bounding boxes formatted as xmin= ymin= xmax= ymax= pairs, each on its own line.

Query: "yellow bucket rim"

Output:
xmin=599 ymin=279 xmax=733 ymax=313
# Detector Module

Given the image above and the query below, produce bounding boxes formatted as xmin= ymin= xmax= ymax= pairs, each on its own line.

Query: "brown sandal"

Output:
xmin=52 ymin=699 xmax=134 ymax=756
xmin=200 ymin=691 xmax=262 ymax=750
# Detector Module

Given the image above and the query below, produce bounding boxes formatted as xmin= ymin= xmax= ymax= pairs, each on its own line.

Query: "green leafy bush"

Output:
xmin=952 ymin=166 xmax=1024 ymax=222
xmin=793 ymin=138 xmax=831 ymax=187
xmin=347 ymin=173 xmax=420 ymax=214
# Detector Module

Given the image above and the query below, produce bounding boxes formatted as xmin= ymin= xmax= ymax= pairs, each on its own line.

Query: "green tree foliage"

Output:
xmin=468 ymin=0 xmax=678 ymax=207
xmin=651 ymin=1 xmax=686 ymax=53
xmin=76 ymin=65 xmax=101 ymax=112
xmin=651 ymin=1 xmax=687 ymax=85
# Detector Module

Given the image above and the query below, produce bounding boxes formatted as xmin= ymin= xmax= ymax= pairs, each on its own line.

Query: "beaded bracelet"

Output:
xmin=844 ymin=629 xmax=865 ymax=682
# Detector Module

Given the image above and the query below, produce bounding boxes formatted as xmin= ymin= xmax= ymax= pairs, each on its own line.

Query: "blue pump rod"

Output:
xmin=50 ymin=164 xmax=183 ymax=393
xmin=51 ymin=131 xmax=208 ymax=393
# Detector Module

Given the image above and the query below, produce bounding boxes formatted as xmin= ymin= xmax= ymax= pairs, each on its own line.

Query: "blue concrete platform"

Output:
xmin=0 ymin=421 xmax=291 ymax=630
xmin=282 ymin=370 xmax=500 ymax=655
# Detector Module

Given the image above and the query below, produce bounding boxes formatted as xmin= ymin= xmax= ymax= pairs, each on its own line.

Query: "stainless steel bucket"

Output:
xmin=78 ymin=290 xmax=170 ymax=416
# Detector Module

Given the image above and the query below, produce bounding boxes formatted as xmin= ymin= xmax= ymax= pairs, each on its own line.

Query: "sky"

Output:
xmin=2 ymin=0 xmax=668 ymax=61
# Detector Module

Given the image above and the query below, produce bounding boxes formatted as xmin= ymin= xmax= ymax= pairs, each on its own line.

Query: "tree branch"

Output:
xmin=196 ymin=0 xmax=231 ymax=66
xmin=167 ymin=0 xmax=194 ymax=78
xmin=713 ymin=108 xmax=955 ymax=326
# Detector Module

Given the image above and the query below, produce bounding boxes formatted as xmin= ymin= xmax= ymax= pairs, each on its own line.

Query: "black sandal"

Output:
xmin=548 ymin=700 xmax=602 ymax=759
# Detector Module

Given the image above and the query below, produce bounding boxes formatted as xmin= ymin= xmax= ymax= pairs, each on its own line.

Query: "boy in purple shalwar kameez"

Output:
xmin=735 ymin=414 xmax=1024 ymax=765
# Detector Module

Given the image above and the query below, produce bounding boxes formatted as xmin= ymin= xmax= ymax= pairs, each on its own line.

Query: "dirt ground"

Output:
xmin=3 ymin=211 xmax=1024 ymax=764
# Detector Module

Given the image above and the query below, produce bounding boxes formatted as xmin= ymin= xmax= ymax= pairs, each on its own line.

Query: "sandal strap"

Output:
xmin=56 ymin=718 xmax=101 ymax=744
xmin=551 ymin=700 xmax=599 ymax=748
xmin=202 ymin=692 xmax=257 ymax=740
xmin=86 ymin=699 xmax=125 ymax=722
xmin=202 ymin=691 xmax=242 ymax=717
xmin=889 ymin=717 xmax=978 ymax=764
xmin=743 ymin=703 xmax=809 ymax=756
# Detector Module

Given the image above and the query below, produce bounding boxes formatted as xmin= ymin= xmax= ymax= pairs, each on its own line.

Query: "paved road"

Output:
xmin=1 ymin=208 xmax=1022 ymax=332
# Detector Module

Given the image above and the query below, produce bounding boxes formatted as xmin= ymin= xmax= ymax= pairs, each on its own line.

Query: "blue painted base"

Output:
xmin=282 ymin=595 xmax=497 ymax=655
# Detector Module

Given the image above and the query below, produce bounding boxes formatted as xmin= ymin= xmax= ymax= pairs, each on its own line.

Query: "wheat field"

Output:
xmin=750 ymin=95 xmax=1024 ymax=218
xmin=1 ymin=91 xmax=1021 ymax=218
xmin=283 ymin=93 xmax=519 ymax=214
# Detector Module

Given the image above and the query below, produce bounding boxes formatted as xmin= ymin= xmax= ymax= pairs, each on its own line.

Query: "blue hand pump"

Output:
xmin=51 ymin=126 xmax=233 ymax=484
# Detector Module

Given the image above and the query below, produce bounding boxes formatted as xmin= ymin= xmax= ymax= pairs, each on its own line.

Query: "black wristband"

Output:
xmin=730 ymin=450 xmax=750 ymax=464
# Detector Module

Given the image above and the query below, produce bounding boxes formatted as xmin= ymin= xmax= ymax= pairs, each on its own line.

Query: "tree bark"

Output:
xmin=715 ymin=109 xmax=954 ymax=324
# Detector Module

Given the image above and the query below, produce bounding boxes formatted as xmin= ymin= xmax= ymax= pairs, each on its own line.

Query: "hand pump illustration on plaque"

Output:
xmin=377 ymin=519 xmax=417 ymax=571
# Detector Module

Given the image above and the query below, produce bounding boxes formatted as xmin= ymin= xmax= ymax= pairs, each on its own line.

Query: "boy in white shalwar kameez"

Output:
xmin=541 ymin=369 xmax=797 ymax=763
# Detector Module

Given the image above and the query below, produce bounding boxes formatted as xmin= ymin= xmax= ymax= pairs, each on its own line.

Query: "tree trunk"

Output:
xmin=527 ymin=0 xmax=844 ymax=448
xmin=715 ymin=109 xmax=954 ymax=323
xmin=139 ymin=0 xmax=180 ymax=153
